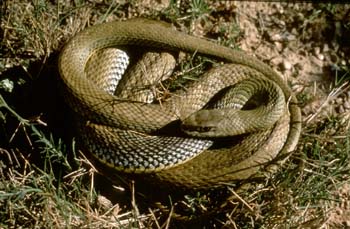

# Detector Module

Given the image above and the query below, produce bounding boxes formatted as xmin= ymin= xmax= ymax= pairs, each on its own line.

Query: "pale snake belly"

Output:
xmin=58 ymin=19 xmax=301 ymax=189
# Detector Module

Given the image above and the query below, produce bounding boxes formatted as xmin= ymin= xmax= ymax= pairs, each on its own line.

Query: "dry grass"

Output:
xmin=1 ymin=1 xmax=350 ymax=228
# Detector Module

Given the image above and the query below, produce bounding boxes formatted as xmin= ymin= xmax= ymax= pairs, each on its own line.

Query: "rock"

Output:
xmin=336 ymin=97 xmax=343 ymax=105
xmin=271 ymin=33 xmax=282 ymax=41
xmin=97 ymin=195 xmax=113 ymax=211
xmin=282 ymin=32 xmax=296 ymax=41
xmin=323 ymin=43 xmax=329 ymax=52
xmin=317 ymin=53 xmax=324 ymax=61
xmin=291 ymin=27 xmax=298 ymax=35
xmin=310 ymin=55 xmax=323 ymax=68
xmin=314 ymin=46 xmax=320 ymax=55
xmin=283 ymin=60 xmax=292 ymax=70
xmin=274 ymin=41 xmax=283 ymax=52
xmin=343 ymin=101 xmax=350 ymax=109
xmin=270 ymin=57 xmax=282 ymax=67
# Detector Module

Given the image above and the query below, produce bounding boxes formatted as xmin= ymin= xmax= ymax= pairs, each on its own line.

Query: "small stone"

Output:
xmin=283 ymin=32 xmax=296 ymax=41
xmin=336 ymin=208 xmax=343 ymax=215
xmin=274 ymin=41 xmax=283 ymax=52
xmin=283 ymin=60 xmax=292 ymax=70
xmin=296 ymin=12 xmax=304 ymax=20
xmin=345 ymin=220 xmax=350 ymax=227
xmin=97 ymin=195 xmax=113 ymax=211
xmin=323 ymin=43 xmax=329 ymax=52
xmin=270 ymin=57 xmax=282 ymax=67
xmin=291 ymin=28 xmax=298 ymax=35
xmin=336 ymin=97 xmax=343 ymax=105
xmin=294 ymin=63 xmax=303 ymax=71
xmin=314 ymin=46 xmax=321 ymax=55
xmin=317 ymin=53 xmax=324 ymax=61
xmin=343 ymin=101 xmax=350 ymax=109
xmin=310 ymin=56 xmax=323 ymax=68
xmin=271 ymin=33 xmax=282 ymax=41
xmin=278 ymin=6 xmax=284 ymax=14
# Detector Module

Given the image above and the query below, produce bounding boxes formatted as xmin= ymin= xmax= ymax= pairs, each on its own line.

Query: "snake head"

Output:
xmin=181 ymin=109 xmax=226 ymax=137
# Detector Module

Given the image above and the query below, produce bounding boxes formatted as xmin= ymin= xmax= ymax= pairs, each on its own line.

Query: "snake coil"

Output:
xmin=58 ymin=19 xmax=301 ymax=189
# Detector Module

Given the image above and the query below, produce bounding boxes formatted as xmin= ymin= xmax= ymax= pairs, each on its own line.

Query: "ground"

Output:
xmin=1 ymin=1 xmax=350 ymax=228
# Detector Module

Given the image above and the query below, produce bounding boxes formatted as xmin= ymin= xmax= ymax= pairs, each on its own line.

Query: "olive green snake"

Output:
xmin=58 ymin=19 xmax=301 ymax=189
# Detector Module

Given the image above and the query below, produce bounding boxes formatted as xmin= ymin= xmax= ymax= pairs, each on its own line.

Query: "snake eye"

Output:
xmin=199 ymin=126 xmax=215 ymax=132
xmin=182 ymin=124 xmax=215 ymax=133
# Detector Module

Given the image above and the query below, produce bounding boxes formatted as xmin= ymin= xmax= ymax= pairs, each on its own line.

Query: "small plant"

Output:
xmin=187 ymin=0 xmax=211 ymax=20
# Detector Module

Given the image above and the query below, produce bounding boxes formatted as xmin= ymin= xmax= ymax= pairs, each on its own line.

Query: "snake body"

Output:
xmin=58 ymin=19 xmax=301 ymax=189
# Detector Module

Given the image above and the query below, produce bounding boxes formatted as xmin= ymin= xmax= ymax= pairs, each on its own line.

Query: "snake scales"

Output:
xmin=58 ymin=19 xmax=301 ymax=189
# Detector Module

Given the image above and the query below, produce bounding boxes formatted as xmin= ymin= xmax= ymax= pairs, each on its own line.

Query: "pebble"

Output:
xmin=97 ymin=195 xmax=113 ymax=210
xmin=271 ymin=33 xmax=282 ymax=41
xmin=310 ymin=56 xmax=323 ymax=68
xmin=323 ymin=43 xmax=329 ymax=52
xmin=283 ymin=32 xmax=296 ymax=41
xmin=274 ymin=41 xmax=283 ymax=52
xmin=336 ymin=97 xmax=343 ymax=105
xmin=343 ymin=101 xmax=350 ymax=109
xmin=283 ymin=60 xmax=292 ymax=70
xmin=345 ymin=220 xmax=350 ymax=227
xmin=294 ymin=62 xmax=303 ymax=71
xmin=317 ymin=53 xmax=324 ymax=61
xmin=314 ymin=46 xmax=320 ymax=55
xmin=296 ymin=12 xmax=304 ymax=21
xmin=270 ymin=57 xmax=281 ymax=67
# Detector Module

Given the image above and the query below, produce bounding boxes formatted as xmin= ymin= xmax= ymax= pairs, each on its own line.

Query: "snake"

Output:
xmin=58 ymin=18 xmax=301 ymax=190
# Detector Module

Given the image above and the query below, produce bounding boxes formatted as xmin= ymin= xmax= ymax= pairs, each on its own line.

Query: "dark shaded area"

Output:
xmin=0 ymin=53 xmax=77 ymax=181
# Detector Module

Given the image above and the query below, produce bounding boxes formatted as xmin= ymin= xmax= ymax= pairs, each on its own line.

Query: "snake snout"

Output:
xmin=181 ymin=109 xmax=227 ymax=137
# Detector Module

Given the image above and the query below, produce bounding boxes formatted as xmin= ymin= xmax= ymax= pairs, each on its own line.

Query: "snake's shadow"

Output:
xmin=0 ymin=53 xmax=71 ymax=151
xmin=0 ymin=53 xmax=132 ymax=205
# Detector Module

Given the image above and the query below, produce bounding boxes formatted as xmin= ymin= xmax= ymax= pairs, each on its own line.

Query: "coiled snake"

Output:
xmin=58 ymin=19 xmax=301 ymax=189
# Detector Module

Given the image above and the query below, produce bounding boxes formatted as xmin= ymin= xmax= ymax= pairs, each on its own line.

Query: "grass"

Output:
xmin=1 ymin=0 xmax=350 ymax=228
